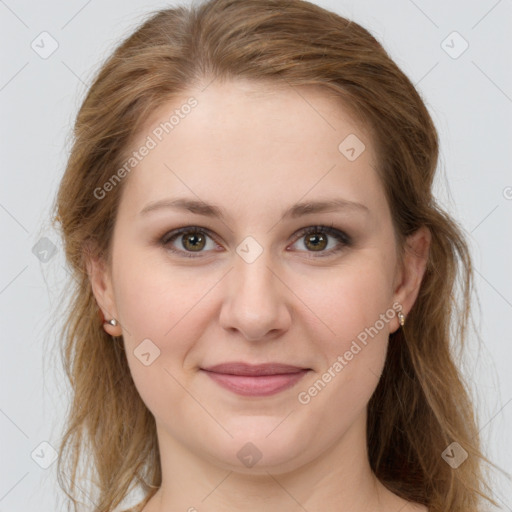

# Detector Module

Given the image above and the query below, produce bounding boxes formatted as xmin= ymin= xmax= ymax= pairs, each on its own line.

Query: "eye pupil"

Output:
xmin=183 ymin=232 xmax=205 ymax=251
xmin=305 ymin=232 xmax=327 ymax=251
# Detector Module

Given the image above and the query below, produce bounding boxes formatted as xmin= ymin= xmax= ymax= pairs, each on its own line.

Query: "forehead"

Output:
xmin=117 ymin=79 xmax=386 ymax=223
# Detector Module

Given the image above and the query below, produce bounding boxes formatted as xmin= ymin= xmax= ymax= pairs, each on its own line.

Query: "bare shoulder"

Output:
xmin=382 ymin=492 xmax=428 ymax=512
xmin=399 ymin=502 xmax=428 ymax=512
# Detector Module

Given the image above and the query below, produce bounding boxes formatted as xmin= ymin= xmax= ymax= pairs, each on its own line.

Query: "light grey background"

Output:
xmin=1 ymin=0 xmax=511 ymax=510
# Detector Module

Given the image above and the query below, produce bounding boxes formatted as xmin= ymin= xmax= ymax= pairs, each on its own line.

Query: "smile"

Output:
xmin=200 ymin=362 xmax=311 ymax=397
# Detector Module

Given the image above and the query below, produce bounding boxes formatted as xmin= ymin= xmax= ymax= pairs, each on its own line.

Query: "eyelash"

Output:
xmin=158 ymin=224 xmax=352 ymax=259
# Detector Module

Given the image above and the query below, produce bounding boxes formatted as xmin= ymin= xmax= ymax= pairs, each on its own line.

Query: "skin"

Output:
xmin=88 ymin=79 xmax=430 ymax=512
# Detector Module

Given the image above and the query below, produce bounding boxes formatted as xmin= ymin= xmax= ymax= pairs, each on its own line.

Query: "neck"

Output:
xmin=148 ymin=412 xmax=387 ymax=512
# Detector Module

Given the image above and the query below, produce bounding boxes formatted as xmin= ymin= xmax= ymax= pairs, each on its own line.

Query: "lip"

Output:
xmin=201 ymin=362 xmax=310 ymax=397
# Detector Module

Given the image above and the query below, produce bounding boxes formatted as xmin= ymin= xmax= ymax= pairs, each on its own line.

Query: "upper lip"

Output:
xmin=201 ymin=362 xmax=309 ymax=376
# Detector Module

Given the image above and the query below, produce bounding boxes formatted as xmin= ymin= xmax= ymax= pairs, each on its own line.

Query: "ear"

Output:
xmin=390 ymin=225 xmax=431 ymax=333
xmin=85 ymin=248 xmax=122 ymax=337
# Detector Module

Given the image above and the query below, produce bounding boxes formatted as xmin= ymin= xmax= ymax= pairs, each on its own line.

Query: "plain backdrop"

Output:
xmin=1 ymin=0 xmax=511 ymax=510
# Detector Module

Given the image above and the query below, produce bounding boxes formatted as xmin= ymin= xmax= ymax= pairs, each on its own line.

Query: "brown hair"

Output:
xmin=54 ymin=0 xmax=502 ymax=510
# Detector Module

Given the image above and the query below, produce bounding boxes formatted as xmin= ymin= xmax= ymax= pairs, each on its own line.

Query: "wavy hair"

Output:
xmin=54 ymin=0 xmax=501 ymax=510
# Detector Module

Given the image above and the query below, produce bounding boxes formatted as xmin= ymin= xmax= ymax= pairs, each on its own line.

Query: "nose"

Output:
xmin=218 ymin=247 xmax=292 ymax=341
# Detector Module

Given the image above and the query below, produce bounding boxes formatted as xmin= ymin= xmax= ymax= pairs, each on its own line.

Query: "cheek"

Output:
xmin=290 ymin=256 xmax=395 ymax=352
xmin=111 ymin=252 xmax=224 ymax=404
xmin=290 ymin=272 xmax=393 ymax=451
xmin=294 ymin=265 xmax=393 ymax=432
xmin=291 ymin=256 xmax=394 ymax=412
xmin=113 ymin=250 xmax=218 ymax=341
xmin=111 ymin=252 xmax=212 ymax=419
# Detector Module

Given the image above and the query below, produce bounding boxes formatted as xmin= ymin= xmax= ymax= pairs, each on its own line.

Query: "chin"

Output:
xmin=203 ymin=419 xmax=312 ymax=474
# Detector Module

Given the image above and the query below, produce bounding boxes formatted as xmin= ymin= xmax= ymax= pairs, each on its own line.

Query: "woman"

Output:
xmin=54 ymin=0 xmax=499 ymax=510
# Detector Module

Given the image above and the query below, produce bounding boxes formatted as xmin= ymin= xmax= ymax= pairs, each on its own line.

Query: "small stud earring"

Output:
xmin=106 ymin=318 xmax=118 ymax=326
xmin=397 ymin=311 xmax=405 ymax=327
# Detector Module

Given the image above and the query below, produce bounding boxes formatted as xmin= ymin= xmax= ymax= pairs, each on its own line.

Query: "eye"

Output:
xmin=288 ymin=224 xmax=351 ymax=257
xmin=160 ymin=226 xmax=219 ymax=258
xmin=159 ymin=224 xmax=351 ymax=259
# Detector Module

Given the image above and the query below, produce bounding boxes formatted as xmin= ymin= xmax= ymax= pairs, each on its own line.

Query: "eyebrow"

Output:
xmin=139 ymin=197 xmax=370 ymax=220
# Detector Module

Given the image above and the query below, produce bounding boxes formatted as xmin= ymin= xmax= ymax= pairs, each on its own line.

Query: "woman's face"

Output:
xmin=91 ymin=79 xmax=428 ymax=473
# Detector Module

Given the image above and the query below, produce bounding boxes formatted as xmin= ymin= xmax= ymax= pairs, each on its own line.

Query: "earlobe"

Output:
xmin=102 ymin=317 xmax=122 ymax=337
xmin=85 ymin=250 xmax=122 ymax=337
xmin=391 ymin=225 xmax=431 ymax=332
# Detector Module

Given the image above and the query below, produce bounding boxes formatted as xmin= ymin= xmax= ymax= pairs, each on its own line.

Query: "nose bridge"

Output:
xmin=219 ymin=237 xmax=291 ymax=339
xmin=236 ymin=244 xmax=274 ymax=300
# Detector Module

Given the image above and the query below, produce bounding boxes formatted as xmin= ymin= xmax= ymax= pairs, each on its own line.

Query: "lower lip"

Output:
xmin=201 ymin=369 xmax=309 ymax=397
